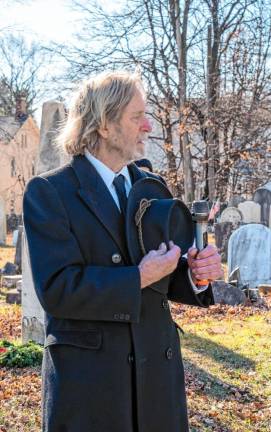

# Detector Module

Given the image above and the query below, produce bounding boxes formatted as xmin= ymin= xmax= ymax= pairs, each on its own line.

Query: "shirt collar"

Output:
xmin=84 ymin=150 xmax=131 ymax=189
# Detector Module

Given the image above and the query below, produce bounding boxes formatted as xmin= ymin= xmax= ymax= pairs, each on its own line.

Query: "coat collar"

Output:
xmin=71 ymin=155 xmax=146 ymax=260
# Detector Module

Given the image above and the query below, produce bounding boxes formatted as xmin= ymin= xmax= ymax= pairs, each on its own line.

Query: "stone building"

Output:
xmin=0 ymin=95 xmax=40 ymax=214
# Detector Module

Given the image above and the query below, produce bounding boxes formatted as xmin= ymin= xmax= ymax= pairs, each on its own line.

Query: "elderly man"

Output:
xmin=23 ymin=71 xmax=222 ymax=432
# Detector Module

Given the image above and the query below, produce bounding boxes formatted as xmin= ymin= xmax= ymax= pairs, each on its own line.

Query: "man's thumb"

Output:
xmin=188 ymin=247 xmax=198 ymax=259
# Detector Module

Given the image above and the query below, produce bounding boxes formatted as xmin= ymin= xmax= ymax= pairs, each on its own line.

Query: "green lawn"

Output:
xmin=179 ymin=310 xmax=271 ymax=431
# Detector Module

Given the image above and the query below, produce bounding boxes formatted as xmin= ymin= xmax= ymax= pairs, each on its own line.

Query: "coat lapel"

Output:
xmin=71 ymin=155 xmax=129 ymax=259
xmin=71 ymin=156 xmax=147 ymax=262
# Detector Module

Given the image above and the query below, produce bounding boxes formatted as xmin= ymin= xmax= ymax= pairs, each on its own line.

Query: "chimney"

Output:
xmin=15 ymin=93 xmax=27 ymax=121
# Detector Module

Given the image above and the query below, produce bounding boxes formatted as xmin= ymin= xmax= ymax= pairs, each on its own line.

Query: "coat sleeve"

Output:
xmin=23 ymin=176 xmax=142 ymax=323
xmin=167 ymin=257 xmax=214 ymax=307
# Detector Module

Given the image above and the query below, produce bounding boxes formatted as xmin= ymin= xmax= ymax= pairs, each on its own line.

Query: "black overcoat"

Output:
xmin=23 ymin=155 xmax=214 ymax=432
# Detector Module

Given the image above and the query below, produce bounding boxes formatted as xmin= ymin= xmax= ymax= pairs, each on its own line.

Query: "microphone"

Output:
xmin=192 ymin=200 xmax=209 ymax=288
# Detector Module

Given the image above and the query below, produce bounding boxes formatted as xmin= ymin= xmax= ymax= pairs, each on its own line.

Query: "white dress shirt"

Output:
xmin=84 ymin=150 xmax=208 ymax=294
xmin=85 ymin=150 xmax=131 ymax=211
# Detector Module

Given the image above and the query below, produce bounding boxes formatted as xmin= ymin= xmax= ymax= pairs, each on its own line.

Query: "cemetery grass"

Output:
xmin=1 ymin=243 xmax=271 ymax=431
xmin=173 ymin=303 xmax=271 ymax=431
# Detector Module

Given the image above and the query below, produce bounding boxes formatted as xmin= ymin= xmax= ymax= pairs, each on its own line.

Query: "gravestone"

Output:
xmin=22 ymin=232 xmax=45 ymax=344
xmin=228 ymin=195 xmax=245 ymax=208
xmin=238 ymin=201 xmax=261 ymax=224
xmin=214 ymin=222 xmax=234 ymax=262
xmin=220 ymin=206 xmax=243 ymax=228
xmin=36 ymin=100 xmax=69 ymax=174
xmin=12 ymin=229 xmax=19 ymax=246
xmin=0 ymin=196 xmax=6 ymax=244
xmin=253 ymin=182 xmax=271 ymax=227
xmin=22 ymin=100 xmax=68 ymax=344
xmin=14 ymin=225 xmax=23 ymax=273
xmin=212 ymin=281 xmax=246 ymax=305
xmin=228 ymin=224 xmax=271 ymax=288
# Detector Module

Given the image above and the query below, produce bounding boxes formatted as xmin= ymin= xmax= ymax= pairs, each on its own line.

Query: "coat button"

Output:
xmin=112 ymin=253 xmax=122 ymax=264
xmin=162 ymin=299 xmax=169 ymax=310
xmin=166 ymin=348 xmax=173 ymax=360
xmin=128 ymin=353 xmax=134 ymax=363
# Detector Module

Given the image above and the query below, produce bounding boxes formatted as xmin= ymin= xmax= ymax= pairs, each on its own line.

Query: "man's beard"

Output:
xmin=106 ymin=136 xmax=135 ymax=165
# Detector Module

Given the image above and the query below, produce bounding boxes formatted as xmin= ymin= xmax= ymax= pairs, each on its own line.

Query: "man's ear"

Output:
xmin=98 ymin=122 xmax=109 ymax=139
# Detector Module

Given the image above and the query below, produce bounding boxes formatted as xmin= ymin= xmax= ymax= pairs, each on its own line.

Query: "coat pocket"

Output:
xmin=44 ymin=329 xmax=102 ymax=350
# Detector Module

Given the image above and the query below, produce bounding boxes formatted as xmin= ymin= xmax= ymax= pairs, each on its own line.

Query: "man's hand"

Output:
xmin=138 ymin=241 xmax=181 ymax=289
xmin=187 ymin=245 xmax=223 ymax=284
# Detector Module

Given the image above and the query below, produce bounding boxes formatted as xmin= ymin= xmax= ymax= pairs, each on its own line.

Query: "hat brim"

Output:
xmin=126 ymin=177 xmax=194 ymax=264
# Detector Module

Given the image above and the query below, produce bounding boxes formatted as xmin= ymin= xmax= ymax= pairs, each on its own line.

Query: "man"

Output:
xmin=23 ymin=71 xmax=222 ymax=432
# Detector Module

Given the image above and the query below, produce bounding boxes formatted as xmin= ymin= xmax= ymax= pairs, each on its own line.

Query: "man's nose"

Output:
xmin=141 ymin=117 xmax=152 ymax=133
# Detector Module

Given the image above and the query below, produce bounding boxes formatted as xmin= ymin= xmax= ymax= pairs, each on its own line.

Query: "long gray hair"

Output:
xmin=57 ymin=71 xmax=144 ymax=156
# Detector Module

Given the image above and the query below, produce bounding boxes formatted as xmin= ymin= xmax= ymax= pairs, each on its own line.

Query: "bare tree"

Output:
xmin=0 ymin=34 xmax=50 ymax=115
xmin=52 ymin=0 xmax=271 ymax=202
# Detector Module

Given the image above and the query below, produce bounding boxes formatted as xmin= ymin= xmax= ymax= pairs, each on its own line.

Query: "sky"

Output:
xmin=0 ymin=0 xmax=124 ymax=123
xmin=1 ymin=0 xmax=81 ymax=43
xmin=0 ymin=0 xmax=123 ymax=43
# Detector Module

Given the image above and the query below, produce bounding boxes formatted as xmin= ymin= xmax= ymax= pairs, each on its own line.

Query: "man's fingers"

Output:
xmin=169 ymin=241 xmax=181 ymax=254
xmin=191 ymin=263 xmax=221 ymax=275
xmin=188 ymin=247 xmax=198 ymax=259
xmin=158 ymin=242 xmax=167 ymax=254
xmin=190 ymin=255 xmax=221 ymax=269
xmin=196 ymin=245 xmax=218 ymax=259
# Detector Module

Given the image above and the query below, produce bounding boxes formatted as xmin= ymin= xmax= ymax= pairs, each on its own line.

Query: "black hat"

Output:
xmin=126 ymin=177 xmax=194 ymax=266
xmin=134 ymin=158 xmax=153 ymax=172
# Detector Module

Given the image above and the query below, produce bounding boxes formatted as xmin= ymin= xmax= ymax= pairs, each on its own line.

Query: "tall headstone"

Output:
xmin=214 ymin=222 xmax=234 ymax=262
xmin=36 ymin=100 xmax=69 ymax=174
xmin=22 ymin=100 xmax=68 ymax=344
xmin=253 ymin=182 xmax=271 ymax=227
xmin=0 ymin=196 xmax=7 ymax=245
xmin=238 ymin=201 xmax=261 ymax=224
xmin=22 ymin=233 xmax=45 ymax=344
xmin=14 ymin=225 xmax=23 ymax=273
xmin=228 ymin=195 xmax=245 ymax=208
xmin=228 ymin=224 xmax=271 ymax=288
xmin=220 ymin=206 xmax=243 ymax=228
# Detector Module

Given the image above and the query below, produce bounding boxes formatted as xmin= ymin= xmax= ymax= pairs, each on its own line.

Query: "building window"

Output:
xmin=11 ymin=157 xmax=16 ymax=177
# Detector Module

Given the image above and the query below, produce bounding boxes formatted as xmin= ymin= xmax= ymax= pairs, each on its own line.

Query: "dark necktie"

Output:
xmin=113 ymin=174 xmax=127 ymax=216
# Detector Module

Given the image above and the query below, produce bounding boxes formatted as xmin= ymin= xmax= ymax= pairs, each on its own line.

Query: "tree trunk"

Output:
xmin=172 ymin=0 xmax=194 ymax=204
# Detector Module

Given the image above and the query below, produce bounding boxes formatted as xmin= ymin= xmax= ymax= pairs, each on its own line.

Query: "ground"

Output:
xmin=0 ymin=237 xmax=270 ymax=432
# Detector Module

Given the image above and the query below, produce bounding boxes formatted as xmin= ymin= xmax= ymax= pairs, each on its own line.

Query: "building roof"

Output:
xmin=0 ymin=116 xmax=22 ymax=143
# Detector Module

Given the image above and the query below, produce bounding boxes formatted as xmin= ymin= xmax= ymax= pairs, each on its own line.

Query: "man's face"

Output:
xmin=106 ymin=89 xmax=151 ymax=164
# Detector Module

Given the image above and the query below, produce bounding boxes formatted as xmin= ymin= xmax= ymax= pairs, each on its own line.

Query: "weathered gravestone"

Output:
xmin=36 ymin=100 xmax=69 ymax=174
xmin=12 ymin=229 xmax=18 ymax=246
xmin=214 ymin=222 xmax=234 ymax=262
xmin=228 ymin=195 xmax=245 ymax=208
xmin=22 ymin=100 xmax=68 ymax=344
xmin=0 ymin=196 xmax=7 ymax=244
xmin=212 ymin=280 xmax=246 ymax=305
xmin=220 ymin=206 xmax=243 ymax=228
xmin=253 ymin=182 xmax=271 ymax=227
xmin=22 ymin=232 xmax=45 ymax=344
xmin=238 ymin=201 xmax=261 ymax=224
xmin=14 ymin=225 xmax=23 ymax=273
xmin=228 ymin=224 xmax=271 ymax=288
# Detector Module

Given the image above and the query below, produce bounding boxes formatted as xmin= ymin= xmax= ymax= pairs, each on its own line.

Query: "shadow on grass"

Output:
xmin=183 ymin=358 xmax=258 ymax=402
xmin=189 ymin=409 xmax=233 ymax=432
xmin=183 ymin=332 xmax=255 ymax=370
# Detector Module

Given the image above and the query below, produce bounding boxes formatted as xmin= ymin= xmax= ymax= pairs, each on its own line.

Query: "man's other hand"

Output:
xmin=139 ymin=241 xmax=181 ymax=289
xmin=187 ymin=245 xmax=223 ymax=283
